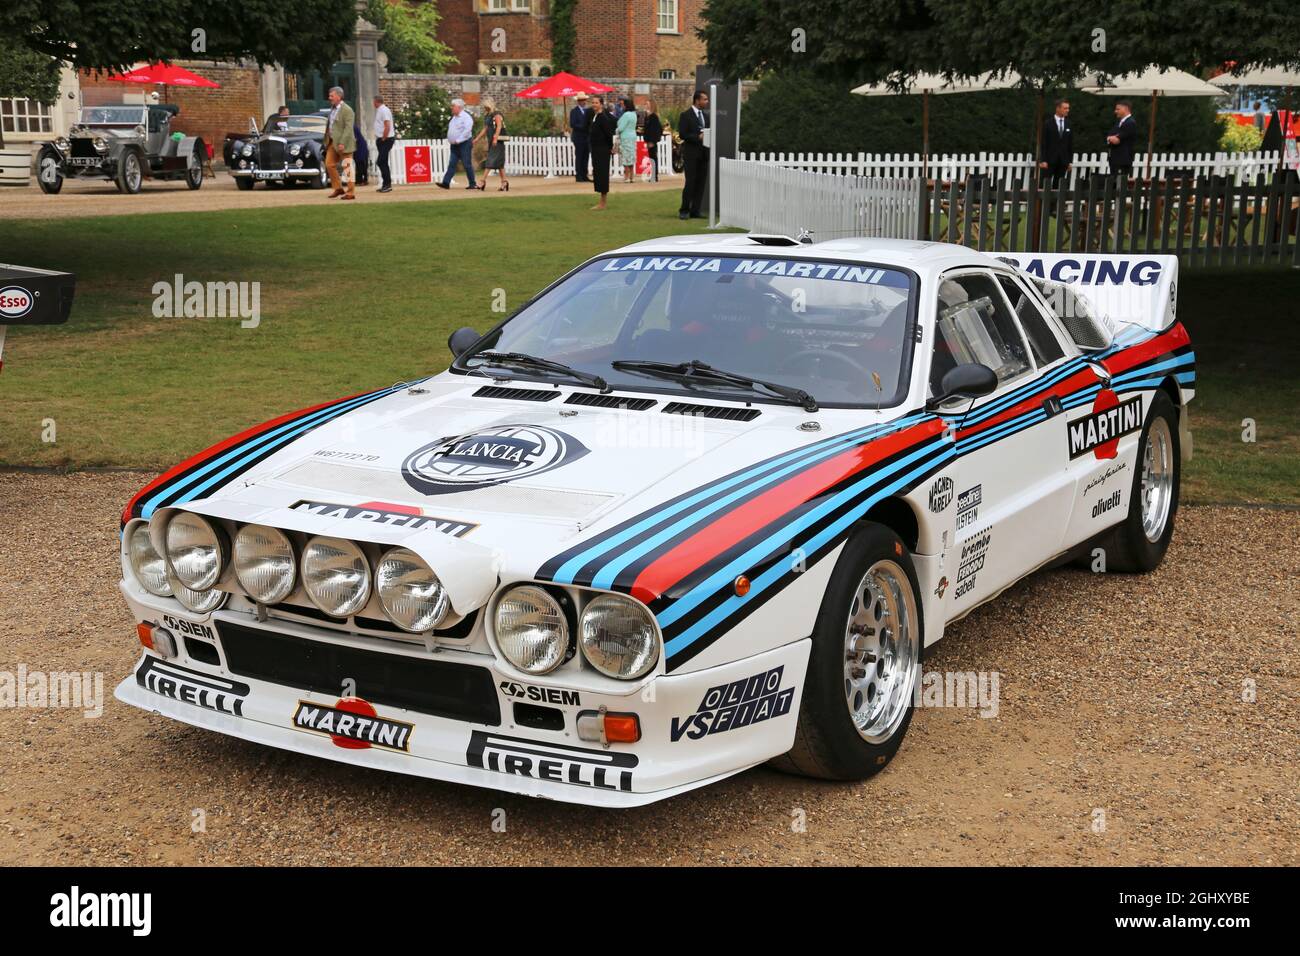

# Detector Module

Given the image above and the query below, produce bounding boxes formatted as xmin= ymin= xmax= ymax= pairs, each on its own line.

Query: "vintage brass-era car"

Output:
xmin=35 ymin=104 xmax=206 ymax=194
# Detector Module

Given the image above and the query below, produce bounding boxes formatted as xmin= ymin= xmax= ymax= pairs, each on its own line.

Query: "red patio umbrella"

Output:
xmin=514 ymin=71 xmax=613 ymax=99
xmin=108 ymin=63 xmax=220 ymax=106
xmin=109 ymin=63 xmax=221 ymax=88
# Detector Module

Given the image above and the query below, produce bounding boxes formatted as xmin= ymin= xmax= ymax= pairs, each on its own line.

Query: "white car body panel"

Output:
xmin=114 ymin=237 xmax=1194 ymax=806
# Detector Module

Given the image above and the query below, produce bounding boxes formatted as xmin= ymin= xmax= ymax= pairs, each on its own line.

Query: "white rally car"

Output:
xmin=114 ymin=236 xmax=1194 ymax=806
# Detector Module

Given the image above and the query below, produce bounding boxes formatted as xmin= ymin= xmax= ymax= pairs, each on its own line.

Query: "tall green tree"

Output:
xmin=367 ymin=0 xmax=455 ymax=74
xmin=699 ymin=0 xmax=1300 ymax=86
xmin=3 ymin=0 xmax=358 ymax=74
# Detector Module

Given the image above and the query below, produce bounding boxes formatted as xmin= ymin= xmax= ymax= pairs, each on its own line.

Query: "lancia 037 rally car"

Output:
xmin=114 ymin=237 xmax=1193 ymax=806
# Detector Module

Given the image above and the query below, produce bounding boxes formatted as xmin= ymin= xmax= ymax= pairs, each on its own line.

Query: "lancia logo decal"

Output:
xmin=402 ymin=424 xmax=589 ymax=495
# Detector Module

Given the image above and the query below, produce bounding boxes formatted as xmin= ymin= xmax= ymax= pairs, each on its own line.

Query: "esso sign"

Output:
xmin=0 ymin=286 xmax=34 ymax=319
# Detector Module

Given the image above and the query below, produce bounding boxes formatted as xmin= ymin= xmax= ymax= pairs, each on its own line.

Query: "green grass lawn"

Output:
xmin=0 ymin=191 xmax=1296 ymax=504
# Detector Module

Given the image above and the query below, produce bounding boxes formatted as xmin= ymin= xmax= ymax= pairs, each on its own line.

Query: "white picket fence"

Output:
xmin=718 ymin=158 xmax=922 ymax=240
xmin=740 ymin=150 xmax=1282 ymax=187
xmin=387 ymin=136 xmax=675 ymax=185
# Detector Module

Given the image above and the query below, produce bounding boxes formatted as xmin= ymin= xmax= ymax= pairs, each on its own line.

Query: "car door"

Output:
xmin=926 ymin=269 xmax=1074 ymax=619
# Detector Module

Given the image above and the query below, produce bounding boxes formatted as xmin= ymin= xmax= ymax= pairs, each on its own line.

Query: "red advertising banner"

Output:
xmin=404 ymin=145 xmax=432 ymax=184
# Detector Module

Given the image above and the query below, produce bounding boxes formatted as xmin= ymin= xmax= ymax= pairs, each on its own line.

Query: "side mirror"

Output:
xmin=447 ymin=326 xmax=481 ymax=358
xmin=927 ymin=363 xmax=997 ymax=409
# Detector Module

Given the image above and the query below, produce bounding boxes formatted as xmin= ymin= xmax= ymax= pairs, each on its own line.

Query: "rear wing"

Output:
xmin=994 ymin=253 xmax=1178 ymax=348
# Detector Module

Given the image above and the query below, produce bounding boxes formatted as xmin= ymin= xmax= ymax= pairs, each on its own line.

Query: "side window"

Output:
xmin=997 ymin=275 xmax=1065 ymax=366
xmin=930 ymin=272 xmax=1031 ymax=394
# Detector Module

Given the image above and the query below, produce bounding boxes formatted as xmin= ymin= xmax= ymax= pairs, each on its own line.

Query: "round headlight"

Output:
xmin=241 ymin=143 xmax=253 ymax=157
xmin=495 ymin=585 xmax=569 ymax=674
xmin=127 ymin=523 xmax=172 ymax=597
xmin=302 ymin=536 xmax=370 ymax=617
xmin=377 ymin=548 xmax=450 ymax=633
xmin=168 ymin=570 xmax=226 ymax=614
xmin=54 ymin=137 xmax=69 ymax=151
xmin=165 ymin=513 xmax=226 ymax=591
xmin=289 ymin=143 xmax=301 ymax=156
xmin=579 ymin=594 xmax=659 ymax=680
xmin=234 ymin=525 xmax=296 ymax=604
xmin=93 ymin=136 xmax=108 ymax=152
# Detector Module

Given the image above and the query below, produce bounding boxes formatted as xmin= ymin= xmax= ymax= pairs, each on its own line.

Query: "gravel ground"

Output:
xmin=0 ymin=175 xmax=678 ymax=221
xmin=0 ymin=472 xmax=1295 ymax=866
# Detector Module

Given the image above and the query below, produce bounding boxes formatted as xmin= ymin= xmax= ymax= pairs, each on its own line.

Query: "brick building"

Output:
xmin=438 ymin=0 xmax=706 ymax=81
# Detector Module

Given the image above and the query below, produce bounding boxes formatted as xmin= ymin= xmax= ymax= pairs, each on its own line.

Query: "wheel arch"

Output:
xmin=856 ymin=496 xmax=921 ymax=553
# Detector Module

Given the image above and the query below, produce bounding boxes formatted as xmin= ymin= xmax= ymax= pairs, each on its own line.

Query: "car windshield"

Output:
xmin=459 ymin=255 xmax=917 ymax=407
xmin=266 ymin=115 xmax=326 ymax=134
xmin=79 ymin=107 xmax=146 ymax=126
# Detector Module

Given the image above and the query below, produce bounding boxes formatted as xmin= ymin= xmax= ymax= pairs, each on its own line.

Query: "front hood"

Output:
xmin=128 ymin=374 xmax=899 ymax=574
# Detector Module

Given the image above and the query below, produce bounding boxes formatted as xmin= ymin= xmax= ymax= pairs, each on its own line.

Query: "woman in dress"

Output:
xmin=588 ymin=95 xmax=618 ymax=210
xmin=616 ymin=97 xmax=638 ymax=183
xmin=473 ymin=98 xmax=509 ymax=191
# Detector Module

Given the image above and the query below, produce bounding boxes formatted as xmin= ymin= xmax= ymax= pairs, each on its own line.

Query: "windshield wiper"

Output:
xmin=475 ymin=351 xmax=610 ymax=393
xmin=611 ymin=359 xmax=819 ymax=412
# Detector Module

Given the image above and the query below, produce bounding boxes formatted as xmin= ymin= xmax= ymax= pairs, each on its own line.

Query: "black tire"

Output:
xmin=185 ymin=140 xmax=205 ymax=190
xmin=307 ymin=163 xmax=328 ymax=189
xmin=234 ymin=177 xmax=254 ymax=191
xmin=771 ymin=523 xmax=923 ymax=780
xmin=36 ymin=146 xmax=63 ymax=194
xmin=115 ymin=149 xmax=143 ymax=194
xmin=1097 ymin=390 xmax=1181 ymax=573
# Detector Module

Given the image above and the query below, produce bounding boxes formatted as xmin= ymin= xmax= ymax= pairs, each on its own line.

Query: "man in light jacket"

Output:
xmin=323 ymin=86 xmax=357 ymax=200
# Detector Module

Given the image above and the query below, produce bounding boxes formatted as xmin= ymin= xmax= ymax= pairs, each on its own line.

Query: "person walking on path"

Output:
xmin=617 ymin=98 xmax=638 ymax=183
xmin=373 ymin=95 xmax=395 ymax=193
xmin=588 ymin=95 xmax=618 ymax=210
xmin=323 ymin=87 xmax=357 ymax=200
xmin=437 ymin=98 xmax=477 ymax=190
xmin=473 ymin=99 xmax=509 ymax=191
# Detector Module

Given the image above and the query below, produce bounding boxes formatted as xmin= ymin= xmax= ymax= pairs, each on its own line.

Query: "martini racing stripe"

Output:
xmin=662 ymin=436 xmax=957 ymax=665
xmin=122 ymin=383 xmax=407 ymax=523
xmin=623 ymin=419 xmax=945 ymax=602
xmin=540 ymin=412 xmax=932 ymax=586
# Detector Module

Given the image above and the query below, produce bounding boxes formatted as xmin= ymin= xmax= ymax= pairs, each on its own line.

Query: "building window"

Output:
xmin=486 ymin=0 xmax=507 ymax=11
xmin=511 ymin=0 xmax=530 ymax=10
xmin=659 ymin=69 xmax=676 ymax=80
xmin=657 ymin=0 xmax=678 ymax=33
xmin=0 ymin=97 xmax=54 ymax=136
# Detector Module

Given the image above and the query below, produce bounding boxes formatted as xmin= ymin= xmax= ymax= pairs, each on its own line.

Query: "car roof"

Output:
xmin=600 ymin=234 xmax=1007 ymax=278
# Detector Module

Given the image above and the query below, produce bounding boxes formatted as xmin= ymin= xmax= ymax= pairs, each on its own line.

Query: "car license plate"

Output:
xmin=67 ymin=157 xmax=100 ymax=167
xmin=253 ymin=170 xmax=283 ymax=180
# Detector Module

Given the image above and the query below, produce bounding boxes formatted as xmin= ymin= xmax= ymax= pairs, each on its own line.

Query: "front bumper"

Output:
xmin=114 ymin=586 xmax=810 ymax=808
xmin=229 ymin=167 xmax=320 ymax=181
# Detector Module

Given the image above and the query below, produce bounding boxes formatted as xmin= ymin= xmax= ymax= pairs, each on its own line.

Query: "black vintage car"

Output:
xmin=223 ymin=114 xmax=329 ymax=189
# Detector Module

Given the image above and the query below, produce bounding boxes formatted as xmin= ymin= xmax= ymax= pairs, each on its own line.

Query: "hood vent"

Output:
xmin=473 ymin=384 xmax=558 ymax=402
xmin=662 ymin=401 xmax=761 ymax=422
xmin=565 ymin=393 xmax=656 ymax=411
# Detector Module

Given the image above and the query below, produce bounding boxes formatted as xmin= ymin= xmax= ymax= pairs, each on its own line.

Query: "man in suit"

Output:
xmin=323 ymin=87 xmax=357 ymax=200
xmin=569 ymin=92 xmax=594 ymax=182
xmin=1106 ymin=101 xmax=1138 ymax=179
xmin=678 ymin=89 xmax=710 ymax=220
xmin=1038 ymin=98 xmax=1073 ymax=185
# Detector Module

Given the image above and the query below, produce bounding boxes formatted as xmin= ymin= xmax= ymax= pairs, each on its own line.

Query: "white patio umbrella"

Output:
xmin=1076 ymin=66 xmax=1225 ymax=178
xmin=852 ymin=71 xmax=1023 ymax=177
